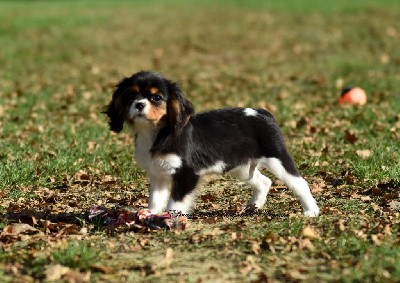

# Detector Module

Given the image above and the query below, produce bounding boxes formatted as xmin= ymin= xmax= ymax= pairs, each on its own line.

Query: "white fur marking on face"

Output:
xmin=129 ymin=99 xmax=154 ymax=131
xmin=196 ymin=161 xmax=226 ymax=175
xmin=259 ymin=157 xmax=320 ymax=216
xmin=129 ymin=99 xmax=149 ymax=119
xmin=151 ymin=153 xmax=183 ymax=175
xmin=167 ymin=192 xmax=195 ymax=214
xmin=244 ymin=108 xmax=258 ymax=117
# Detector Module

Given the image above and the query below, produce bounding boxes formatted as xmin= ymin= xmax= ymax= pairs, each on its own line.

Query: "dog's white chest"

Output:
xmin=135 ymin=132 xmax=182 ymax=176
xmin=134 ymin=130 xmax=157 ymax=171
xmin=151 ymin=153 xmax=182 ymax=176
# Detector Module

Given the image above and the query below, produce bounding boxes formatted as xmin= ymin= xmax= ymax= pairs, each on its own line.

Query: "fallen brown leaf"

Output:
xmin=344 ymin=130 xmax=358 ymax=144
xmin=240 ymin=255 xmax=261 ymax=275
xmin=286 ymin=269 xmax=307 ymax=280
xmin=298 ymin=238 xmax=315 ymax=251
xmin=301 ymin=225 xmax=319 ymax=239
xmin=1 ymin=223 xmax=42 ymax=236
xmin=388 ymin=200 xmax=400 ymax=211
xmin=63 ymin=270 xmax=91 ymax=282
xmin=252 ymin=241 xmax=261 ymax=255
xmin=371 ymin=234 xmax=382 ymax=245
xmin=91 ymin=264 xmax=114 ymax=274
xmin=356 ymin=149 xmax=372 ymax=159
xmin=45 ymin=264 xmax=70 ymax=281
xmin=163 ymin=247 xmax=174 ymax=268
xmin=231 ymin=232 xmax=238 ymax=241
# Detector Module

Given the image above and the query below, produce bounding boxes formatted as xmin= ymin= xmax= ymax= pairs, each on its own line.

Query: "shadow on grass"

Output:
xmin=1 ymin=209 xmax=86 ymax=227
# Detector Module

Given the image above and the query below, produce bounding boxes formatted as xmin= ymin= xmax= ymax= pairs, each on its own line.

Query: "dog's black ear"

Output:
xmin=103 ymin=102 xmax=124 ymax=133
xmin=166 ymin=81 xmax=194 ymax=133
xmin=103 ymin=77 xmax=131 ymax=133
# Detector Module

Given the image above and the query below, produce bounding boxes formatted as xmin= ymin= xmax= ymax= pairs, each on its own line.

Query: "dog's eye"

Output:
xmin=152 ymin=95 xmax=162 ymax=102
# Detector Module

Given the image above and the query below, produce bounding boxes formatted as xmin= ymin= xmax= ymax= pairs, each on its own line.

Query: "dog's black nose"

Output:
xmin=135 ymin=102 xmax=145 ymax=111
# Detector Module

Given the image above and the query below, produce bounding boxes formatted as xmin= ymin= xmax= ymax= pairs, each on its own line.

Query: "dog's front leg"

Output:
xmin=148 ymin=174 xmax=171 ymax=214
xmin=167 ymin=168 xmax=200 ymax=214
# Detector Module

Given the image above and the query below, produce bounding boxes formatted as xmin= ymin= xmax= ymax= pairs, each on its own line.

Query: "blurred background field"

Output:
xmin=0 ymin=0 xmax=399 ymax=281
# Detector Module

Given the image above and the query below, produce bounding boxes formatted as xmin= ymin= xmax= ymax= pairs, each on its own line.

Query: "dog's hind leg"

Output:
xmin=260 ymin=155 xmax=320 ymax=217
xmin=231 ymin=161 xmax=272 ymax=210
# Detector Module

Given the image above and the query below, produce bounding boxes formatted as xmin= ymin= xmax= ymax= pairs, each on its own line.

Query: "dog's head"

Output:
xmin=104 ymin=71 xmax=194 ymax=133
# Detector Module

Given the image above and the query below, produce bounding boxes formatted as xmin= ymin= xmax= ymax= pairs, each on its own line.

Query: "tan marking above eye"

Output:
xmin=133 ymin=85 xmax=139 ymax=92
xmin=149 ymin=87 xmax=158 ymax=94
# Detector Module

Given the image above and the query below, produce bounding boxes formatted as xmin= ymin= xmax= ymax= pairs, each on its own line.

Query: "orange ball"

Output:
xmin=339 ymin=87 xmax=367 ymax=105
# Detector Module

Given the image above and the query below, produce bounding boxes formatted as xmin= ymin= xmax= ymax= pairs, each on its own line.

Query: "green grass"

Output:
xmin=0 ymin=0 xmax=399 ymax=282
xmin=52 ymin=241 xmax=97 ymax=270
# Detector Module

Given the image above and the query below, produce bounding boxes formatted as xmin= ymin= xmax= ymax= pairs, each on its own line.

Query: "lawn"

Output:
xmin=0 ymin=0 xmax=399 ymax=281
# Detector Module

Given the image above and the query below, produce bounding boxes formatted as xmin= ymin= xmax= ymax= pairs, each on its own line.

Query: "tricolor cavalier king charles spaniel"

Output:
xmin=104 ymin=71 xmax=320 ymax=217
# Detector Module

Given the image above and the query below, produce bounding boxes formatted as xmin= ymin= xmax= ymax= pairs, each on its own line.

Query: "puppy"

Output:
xmin=104 ymin=71 xmax=320 ymax=217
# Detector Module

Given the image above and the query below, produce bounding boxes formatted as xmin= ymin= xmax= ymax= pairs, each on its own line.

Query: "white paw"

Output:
xmin=303 ymin=206 xmax=320 ymax=217
xmin=167 ymin=207 xmax=191 ymax=215
xmin=148 ymin=206 xmax=163 ymax=214
xmin=167 ymin=199 xmax=193 ymax=215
